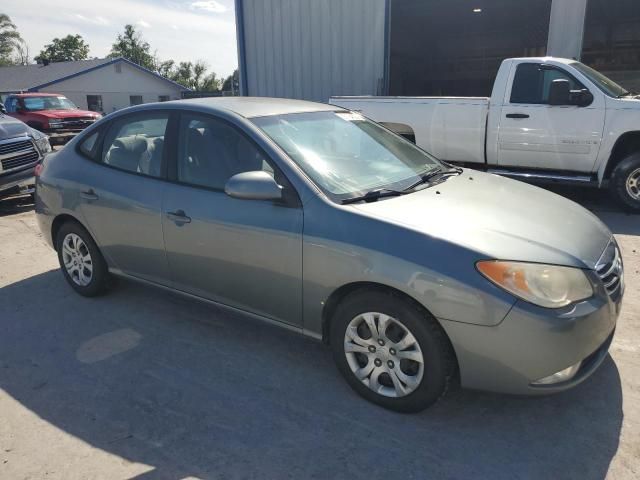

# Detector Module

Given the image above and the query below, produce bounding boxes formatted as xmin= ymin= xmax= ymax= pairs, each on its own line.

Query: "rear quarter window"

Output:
xmin=78 ymin=130 xmax=101 ymax=160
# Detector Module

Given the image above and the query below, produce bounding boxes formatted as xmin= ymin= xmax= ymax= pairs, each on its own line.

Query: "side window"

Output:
xmin=510 ymin=64 xmax=585 ymax=104
xmin=78 ymin=130 xmax=100 ymax=159
xmin=177 ymin=114 xmax=274 ymax=190
xmin=101 ymin=113 xmax=168 ymax=177
xmin=5 ymin=98 xmax=17 ymax=113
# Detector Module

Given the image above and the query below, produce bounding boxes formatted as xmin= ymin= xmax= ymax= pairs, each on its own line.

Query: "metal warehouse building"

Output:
xmin=234 ymin=0 xmax=640 ymax=101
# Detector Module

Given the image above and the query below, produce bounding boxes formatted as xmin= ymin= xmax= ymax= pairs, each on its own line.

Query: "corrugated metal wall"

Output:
xmin=238 ymin=0 xmax=387 ymax=101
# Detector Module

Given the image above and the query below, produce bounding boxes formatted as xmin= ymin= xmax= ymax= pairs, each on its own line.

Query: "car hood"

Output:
xmin=0 ymin=114 xmax=31 ymax=139
xmin=351 ymin=170 xmax=611 ymax=269
xmin=30 ymin=109 xmax=98 ymax=119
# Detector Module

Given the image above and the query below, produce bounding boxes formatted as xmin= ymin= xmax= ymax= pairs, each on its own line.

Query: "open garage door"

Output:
xmin=389 ymin=0 xmax=552 ymax=97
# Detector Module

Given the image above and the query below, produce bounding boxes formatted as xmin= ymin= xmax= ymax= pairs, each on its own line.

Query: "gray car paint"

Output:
xmin=35 ymin=97 xmax=621 ymax=395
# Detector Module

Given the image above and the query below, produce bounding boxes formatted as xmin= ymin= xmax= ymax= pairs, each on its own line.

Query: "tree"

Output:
xmin=109 ymin=24 xmax=154 ymax=70
xmin=165 ymin=60 xmax=221 ymax=91
xmin=35 ymin=34 xmax=89 ymax=63
xmin=0 ymin=13 xmax=24 ymax=66
xmin=222 ymin=69 xmax=239 ymax=94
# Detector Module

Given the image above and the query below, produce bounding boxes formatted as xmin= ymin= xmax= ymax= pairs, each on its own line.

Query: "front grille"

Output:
xmin=0 ymin=137 xmax=38 ymax=173
xmin=60 ymin=118 xmax=95 ymax=128
xmin=0 ymin=139 xmax=32 ymax=157
xmin=596 ymin=240 xmax=624 ymax=301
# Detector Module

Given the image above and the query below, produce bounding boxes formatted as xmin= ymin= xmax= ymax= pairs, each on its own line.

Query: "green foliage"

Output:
xmin=109 ymin=23 xmax=233 ymax=93
xmin=0 ymin=13 xmax=24 ymax=66
xmin=35 ymin=34 xmax=90 ymax=63
xmin=109 ymin=24 xmax=155 ymax=70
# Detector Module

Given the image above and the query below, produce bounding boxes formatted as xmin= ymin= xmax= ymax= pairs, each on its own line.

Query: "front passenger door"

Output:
xmin=498 ymin=63 xmax=604 ymax=172
xmin=162 ymin=113 xmax=303 ymax=327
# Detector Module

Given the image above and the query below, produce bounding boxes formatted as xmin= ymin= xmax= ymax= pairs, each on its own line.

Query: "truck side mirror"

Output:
xmin=571 ymin=89 xmax=594 ymax=107
xmin=548 ymin=79 xmax=571 ymax=106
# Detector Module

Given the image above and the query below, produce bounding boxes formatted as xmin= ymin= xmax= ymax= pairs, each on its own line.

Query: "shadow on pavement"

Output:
xmin=0 ymin=195 xmax=34 ymax=218
xmin=0 ymin=270 xmax=623 ymax=480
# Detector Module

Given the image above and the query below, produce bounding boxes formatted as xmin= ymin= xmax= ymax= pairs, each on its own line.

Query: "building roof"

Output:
xmin=175 ymin=96 xmax=340 ymax=118
xmin=0 ymin=57 xmax=189 ymax=93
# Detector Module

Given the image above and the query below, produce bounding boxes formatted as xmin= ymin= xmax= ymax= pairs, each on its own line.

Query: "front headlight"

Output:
xmin=477 ymin=261 xmax=593 ymax=308
xmin=29 ymin=128 xmax=52 ymax=155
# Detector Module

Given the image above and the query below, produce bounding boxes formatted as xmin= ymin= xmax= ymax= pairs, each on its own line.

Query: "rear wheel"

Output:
xmin=330 ymin=290 xmax=456 ymax=413
xmin=55 ymin=222 xmax=111 ymax=296
xmin=610 ymin=153 xmax=640 ymax=211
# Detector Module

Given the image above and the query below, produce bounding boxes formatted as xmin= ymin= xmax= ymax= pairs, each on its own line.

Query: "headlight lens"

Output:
xmin=29 ymin=128 xmax=52 ymax=155
xmin=477 ymin=261 xmax=593 ymax=308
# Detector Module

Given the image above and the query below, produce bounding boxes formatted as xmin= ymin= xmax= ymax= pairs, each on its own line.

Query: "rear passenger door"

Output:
xmin=77 ymin=111 xmax=171 ymax=285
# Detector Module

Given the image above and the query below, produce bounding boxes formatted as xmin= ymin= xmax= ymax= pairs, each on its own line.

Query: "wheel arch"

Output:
xmin=321 ymin=282 xmax=451 ymax=345
xmin=51 ymin=214 xmax=89 ymax=251
xmin=604 ymin=131 xmax=640 ymax=179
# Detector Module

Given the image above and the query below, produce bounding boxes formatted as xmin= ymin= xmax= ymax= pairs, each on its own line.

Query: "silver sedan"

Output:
xmin=35 ymin=98 xmax=623 ymax=412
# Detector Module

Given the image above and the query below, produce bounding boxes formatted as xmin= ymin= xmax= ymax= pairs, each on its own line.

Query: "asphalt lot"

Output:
xmin=0 ymin=185 xmax=639 ymax=480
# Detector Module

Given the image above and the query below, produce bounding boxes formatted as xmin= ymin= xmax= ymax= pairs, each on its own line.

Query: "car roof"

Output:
xmin=10 ymin=92 xmax=63 ymax=97
xmin=167 ymin=96 xmax=340 ymax=118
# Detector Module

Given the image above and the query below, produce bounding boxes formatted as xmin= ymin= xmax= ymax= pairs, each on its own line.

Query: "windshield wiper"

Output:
xmin=403 ymin=165 xmax=462 ymax=191
xmin=341 ymin=188 xmax=406 ymax=205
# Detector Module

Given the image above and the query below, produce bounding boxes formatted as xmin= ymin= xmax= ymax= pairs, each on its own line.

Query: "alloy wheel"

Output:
xmin=61 ymin=233 xmax=93 ymax=286
xmin=626 ymin=167 xmax=640 ymax=201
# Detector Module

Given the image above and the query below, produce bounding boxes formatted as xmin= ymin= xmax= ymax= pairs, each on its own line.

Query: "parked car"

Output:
xmin=35 ymin=98 xmax=623 ymax=412
xmin=0 ymin=106 xmax=51 ymax=199
xmin=3 ymin=93 xmax=101 ymax=145
xmin=331 ymin=57 xmax=640 ymax=210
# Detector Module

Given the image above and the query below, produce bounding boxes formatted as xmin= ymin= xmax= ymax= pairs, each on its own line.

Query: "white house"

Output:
xmin=0 ymin=57 xmax=189 ymax=113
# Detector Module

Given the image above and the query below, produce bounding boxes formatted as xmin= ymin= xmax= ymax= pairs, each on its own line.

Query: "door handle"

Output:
xmin=166 ymin=210 xmax=192 ymax=224
xmin=80 ymin=189 xmax=99 ymax=201
xmin=506 ymin=113 xmax=530 ymax=119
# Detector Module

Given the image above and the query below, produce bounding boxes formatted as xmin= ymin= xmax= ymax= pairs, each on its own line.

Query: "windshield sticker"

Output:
xmin=335 ymin=112 xmax=365 ymax=122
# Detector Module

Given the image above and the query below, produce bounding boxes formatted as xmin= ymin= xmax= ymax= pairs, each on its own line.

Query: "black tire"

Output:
xmin=610 ymin=153 xmax=640 ymax=211
xmin=55 ymin=221 xmax=111 ymax=297
xmin=330 ymin=289 xmax=456 ymax=413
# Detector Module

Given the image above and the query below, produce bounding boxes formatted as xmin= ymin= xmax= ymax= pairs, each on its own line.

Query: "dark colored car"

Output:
xmin=3 ymin=93 xmax=101 ymax=145
xmin=0 ymin=107 xmax=51 ymax=199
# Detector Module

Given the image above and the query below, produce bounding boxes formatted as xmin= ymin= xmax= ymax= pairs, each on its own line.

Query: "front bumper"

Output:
xmin=0 ymin=165 xmax=36 ymax=198
xmin=440 ymin=281 xmax=621 ymax=395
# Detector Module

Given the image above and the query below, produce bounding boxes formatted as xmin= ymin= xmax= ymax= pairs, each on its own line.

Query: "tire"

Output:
xmin=55 ymin=221 xmax=111 ymax=297
xmin=330 ymin=289 xmax=456 ymax=413
xmin=610 ymin=153 xmax=640 ymax=211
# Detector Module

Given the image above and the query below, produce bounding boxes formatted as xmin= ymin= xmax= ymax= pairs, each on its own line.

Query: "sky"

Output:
xmin=3 ymin=0 xmax=238 ymax=77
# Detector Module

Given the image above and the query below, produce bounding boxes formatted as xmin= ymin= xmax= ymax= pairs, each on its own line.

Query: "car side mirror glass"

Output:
xmin=225 ymin=171 xmax=283 ymax=201
xmin=548 ymin=79 xmax=571 ymax=106
xmin=571 ymin=88 xmax=594 ymax=107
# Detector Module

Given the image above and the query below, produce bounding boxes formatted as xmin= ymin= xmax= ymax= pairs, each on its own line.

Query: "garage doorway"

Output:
xmin=388 ymin=0 xmax=552 ymax=97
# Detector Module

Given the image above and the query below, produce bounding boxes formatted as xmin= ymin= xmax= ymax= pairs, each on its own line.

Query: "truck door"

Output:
xmin=497 ymin=63 xmax=604 ymax=172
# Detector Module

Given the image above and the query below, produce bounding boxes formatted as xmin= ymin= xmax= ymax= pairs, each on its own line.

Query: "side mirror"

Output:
xmin=548 ymin=79 xmax=571 ymax=105
xmin=225 ymin=171 xmax=283 ymax=201
xmin=0 ymin=103 xmax=6 ymax=114
xmin=571 ymin=88 xmax=594 ymax=107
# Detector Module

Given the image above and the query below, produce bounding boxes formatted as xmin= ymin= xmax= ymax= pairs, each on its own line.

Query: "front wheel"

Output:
xmin=330 ymin=290 xmax=456 ymax=413
xmin=610 ymin=153 xmax=640 ymax=211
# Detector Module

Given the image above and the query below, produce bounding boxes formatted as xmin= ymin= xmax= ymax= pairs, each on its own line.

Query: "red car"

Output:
xmin=3 ymin=93 xmax=101 ymax=145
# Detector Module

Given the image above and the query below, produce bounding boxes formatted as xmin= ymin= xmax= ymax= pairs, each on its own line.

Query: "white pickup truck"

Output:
xmin=330 ymin=57 xmax=640 ymax=210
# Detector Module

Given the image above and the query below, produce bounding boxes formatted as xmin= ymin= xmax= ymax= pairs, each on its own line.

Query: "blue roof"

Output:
xmin=0 ymin=57 xmax=189 ymax=93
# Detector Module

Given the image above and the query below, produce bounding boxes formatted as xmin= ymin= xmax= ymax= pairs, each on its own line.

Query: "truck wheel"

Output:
xmin=611 ymin=153 xmax=640 ymax=211
xmin=330 ymin=289 xmax=456 ymax=413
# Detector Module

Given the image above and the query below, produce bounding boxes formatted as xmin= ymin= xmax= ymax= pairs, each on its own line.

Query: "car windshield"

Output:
xmin=22 ymin=96 xmax=77 ymax=111
xmin=252 ymin=111 xmax=441 ymax=201
xmin=570 ymin=62 xmax=629 ymax=98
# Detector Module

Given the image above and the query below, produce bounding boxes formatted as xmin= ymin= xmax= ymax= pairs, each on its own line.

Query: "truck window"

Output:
xmin=510 ymin=64 xmax=585 ymax=105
